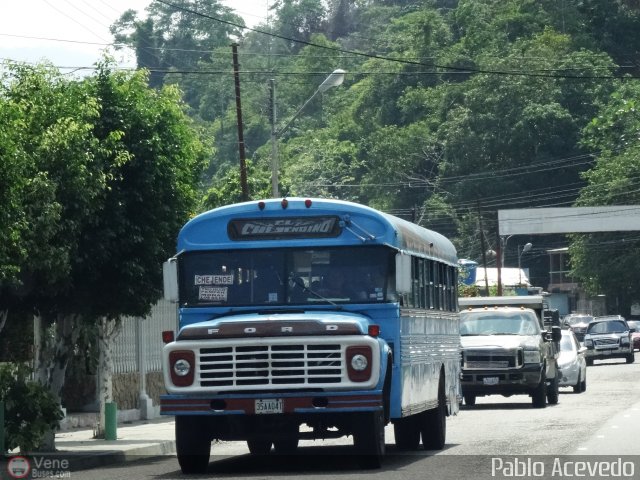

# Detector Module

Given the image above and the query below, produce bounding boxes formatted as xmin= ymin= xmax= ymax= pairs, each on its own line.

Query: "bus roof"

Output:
xmin=177 ymin=197 xmax=457 ymax=265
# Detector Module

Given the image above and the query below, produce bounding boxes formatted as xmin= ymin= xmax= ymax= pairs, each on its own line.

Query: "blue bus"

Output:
xmin=161 ymin=197 xmax=460 ymax=473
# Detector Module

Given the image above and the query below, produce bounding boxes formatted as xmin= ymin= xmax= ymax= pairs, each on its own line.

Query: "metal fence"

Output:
xmin=112 ymin=300 xmax=178 ymax=374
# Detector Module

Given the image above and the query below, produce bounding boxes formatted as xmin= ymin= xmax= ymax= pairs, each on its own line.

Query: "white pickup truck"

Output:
xmin=458 ymin=296 xmax=562 ymax=408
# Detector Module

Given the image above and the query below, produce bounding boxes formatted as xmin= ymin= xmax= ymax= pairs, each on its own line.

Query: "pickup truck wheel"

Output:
xmin=586 ymin=358 xmax=594 ymax=366
xmin=176 ymin=416 xmax=211 ymax=474
xmin=420 ymin=375 xmax=446 ymax=450
xmin=247 ymin=439 xmax=272 ymax=455
xmin=580 ymin=375 xmax=587 ymax=392
xmin=463 ymin=394 xmax=476 ymax=406
xmin=353 ymin=410 xmax=385 ymax=469
xmin=531 ymin=377 xmax=547 ymax=408
xmin=393 ymin=417 xmax=420 ymax=450
xmin=546 ymin=373 xmax=559 ymax=405
xmin=626 ymin=353 xmax=635 ymax=364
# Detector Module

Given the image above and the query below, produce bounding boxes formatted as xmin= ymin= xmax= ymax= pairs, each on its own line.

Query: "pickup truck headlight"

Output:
xmin=584 ymin=338 xmax=593 ymax=348
xmin=523 ymin=350 xmax=541 ymax=364
xmin=621 ymin=336 xmax=630 ymax=346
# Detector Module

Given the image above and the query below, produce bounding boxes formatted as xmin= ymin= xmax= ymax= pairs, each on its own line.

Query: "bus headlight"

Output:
xmin=346 ymin=346 xmax=372 ymax=382
xmin=169 ymin=350 xmax=195 ymax=387
xmin=351 ymin=354 xmax=368 ymax=371
xmin=174 ymin=359 xmax=191 ymax=376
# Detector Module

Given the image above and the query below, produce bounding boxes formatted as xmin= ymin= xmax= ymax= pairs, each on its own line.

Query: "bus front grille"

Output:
xmin=198 ymin=344 xmax=344 ymax=387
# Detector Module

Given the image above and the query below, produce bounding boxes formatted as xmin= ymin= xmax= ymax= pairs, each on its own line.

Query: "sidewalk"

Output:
xmin=3 ymin=417 xmax=177 ymax=473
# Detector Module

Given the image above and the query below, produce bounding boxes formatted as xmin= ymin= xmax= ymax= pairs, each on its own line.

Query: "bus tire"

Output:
xmin=393 ymin=417 xmax=420 ymax=450
xmin=354 ymin=410 xmax=385 ymax=469
xmin=176 ymin=416 xmax=211 ymax=474
xmin=247 ymin=439 xmax=272 ymax=454
xmin=274 ymin=437 xmax=299 ymax=454
xmin=421 ymin=375 xmax=446 ymax=450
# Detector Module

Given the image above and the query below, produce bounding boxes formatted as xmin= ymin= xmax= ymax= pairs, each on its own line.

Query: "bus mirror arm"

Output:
xmin=341 ymin=217 xmax=376 ymax=242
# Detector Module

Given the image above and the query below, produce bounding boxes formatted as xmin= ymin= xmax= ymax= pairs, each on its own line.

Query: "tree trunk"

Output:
xmin=94 ymin=317 xmax=120 ymax=439
xmin=0 ymin=309 xmax=7 ymax=335
xmin=33 ymin=313 xmax=80 ymax=452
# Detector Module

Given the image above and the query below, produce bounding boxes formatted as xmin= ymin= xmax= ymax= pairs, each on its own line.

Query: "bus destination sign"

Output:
xmin=228 ymin=216 xmax=341 ymax=240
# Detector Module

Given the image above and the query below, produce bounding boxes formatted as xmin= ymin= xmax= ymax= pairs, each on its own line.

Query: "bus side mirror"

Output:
xmin=395 ymin=253 xmax=412 ymax=294
xmin=163 ymin=258 xmax=179 ymax=302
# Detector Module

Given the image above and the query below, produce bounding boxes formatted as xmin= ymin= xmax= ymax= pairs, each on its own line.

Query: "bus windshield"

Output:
xmin=179 ymin=245 xmax=396 ymax=307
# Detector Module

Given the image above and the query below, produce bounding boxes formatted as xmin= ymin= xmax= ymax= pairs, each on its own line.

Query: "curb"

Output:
xmin=65 ymin=440 xmax=177 ymax=471
xmin=1 ymin=440 xmax=176 ymax=473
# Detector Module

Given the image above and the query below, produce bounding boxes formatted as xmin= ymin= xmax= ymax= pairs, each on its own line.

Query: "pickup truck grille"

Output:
xmin=463 ymin=349 xmax=523 ymax=369
xmin=198 ymin=344 xmax=343 ymax=387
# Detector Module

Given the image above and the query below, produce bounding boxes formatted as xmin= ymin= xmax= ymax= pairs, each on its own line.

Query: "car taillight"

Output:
xmin=169 ymin=350 xmax=195 ymax=387
xmin=346 ymin=345 xmax=372 ymax=382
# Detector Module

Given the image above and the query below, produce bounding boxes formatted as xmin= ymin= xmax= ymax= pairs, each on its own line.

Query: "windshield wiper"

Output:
xmin=290 ymin=276 xmax=340 ymax=308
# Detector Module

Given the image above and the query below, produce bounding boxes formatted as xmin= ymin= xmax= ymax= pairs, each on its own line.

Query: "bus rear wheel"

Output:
xmin=420 ymin=375 xmax=446 ymax=450
xmin=393 ymin=417 xmax=420 ymax=450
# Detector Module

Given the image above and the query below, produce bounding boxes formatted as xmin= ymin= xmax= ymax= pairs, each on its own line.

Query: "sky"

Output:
xmin=0 ymin=0 xmax=269 ymax=75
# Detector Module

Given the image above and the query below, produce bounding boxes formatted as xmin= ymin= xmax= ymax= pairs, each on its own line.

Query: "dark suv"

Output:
xmin=583 ymin=316 xmax=635 ymax=365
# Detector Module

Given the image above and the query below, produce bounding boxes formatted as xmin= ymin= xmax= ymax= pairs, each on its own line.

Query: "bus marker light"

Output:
xmin=162 ymin=330 xmax=175 ymax=343
xmin=368 ymin=324 xmax=380 ymax=337
xmin=258 ymin=201 xmax=266 ymax=210
xmin=281 ymin=198 xmax=289 ymax=209
xmin=305 ymin=199 xmax=312 ymax=208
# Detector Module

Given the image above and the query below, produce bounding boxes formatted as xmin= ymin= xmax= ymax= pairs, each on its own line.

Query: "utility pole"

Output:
xmin=496 ymin=227 xmax=503 ymax=296
xmin=231 ymin=43 xmax=249 ymax=201
xmin=477 ymin=201 xmax=490 ymax=296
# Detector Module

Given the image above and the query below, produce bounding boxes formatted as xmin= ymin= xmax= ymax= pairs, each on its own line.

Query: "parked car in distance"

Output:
xmin=558 ymin=330 xmax=587 ymax=393
xmin=562 ymin=313 xmax=593 ymax=343
xmin=627 ymin=320 xmax=640 ymax=351
xmin=583 ymin=316 xmax=635 ymax=366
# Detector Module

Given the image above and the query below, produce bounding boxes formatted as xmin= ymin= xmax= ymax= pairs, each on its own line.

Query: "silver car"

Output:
xmin=558 ymin=330 xmax=587 ymax=393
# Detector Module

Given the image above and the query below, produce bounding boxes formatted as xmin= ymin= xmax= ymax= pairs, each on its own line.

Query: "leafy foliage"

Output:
xmin=0 ymin=363 xmax=64 ymax=452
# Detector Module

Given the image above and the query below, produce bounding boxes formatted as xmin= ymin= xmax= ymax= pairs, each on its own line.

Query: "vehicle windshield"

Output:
xmin=587 ymin=320 xmax=628 ymax=334
xmin=178 ymin=245 xmax=396 ymax=307
xmin=560 ymin=333 xmax=576 ymax=352
xmin=460 ymin=311 xmax=541 ymax=336
xmin=564 ymin=315 xmax=593 ymax=326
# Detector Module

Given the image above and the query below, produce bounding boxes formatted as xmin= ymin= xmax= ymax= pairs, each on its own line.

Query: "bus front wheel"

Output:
xmin=353 ymin=410 xmax=385 ymax=469
xmin=176 ymin=416 xmax=211 ymax=474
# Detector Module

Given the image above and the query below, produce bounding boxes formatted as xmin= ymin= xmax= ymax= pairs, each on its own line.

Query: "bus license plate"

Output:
xmin=483 ymin=377 xmax=499 ymax=385
xmin=255 ymin=399 xmax=283 ymax=414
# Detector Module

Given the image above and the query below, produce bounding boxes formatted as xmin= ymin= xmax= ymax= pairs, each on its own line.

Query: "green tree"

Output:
xmin=569 ymin=83 xmax=640 ymax=315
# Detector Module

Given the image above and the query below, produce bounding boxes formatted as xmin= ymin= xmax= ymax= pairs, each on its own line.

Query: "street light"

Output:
xmin=518 ymin=242 xmax=533 ymax=285
xmin=270 ymin=69 xmax=346 ymax=197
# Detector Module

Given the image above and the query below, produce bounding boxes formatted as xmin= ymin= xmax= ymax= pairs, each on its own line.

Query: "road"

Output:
xmin=78 ymin=354 xmax=640 ymax=480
